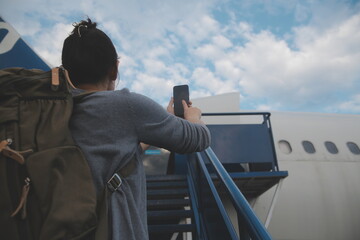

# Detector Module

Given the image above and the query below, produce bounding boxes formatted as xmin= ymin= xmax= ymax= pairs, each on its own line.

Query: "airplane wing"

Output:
xmin=0 ymin=16 xmax=50 ymax=70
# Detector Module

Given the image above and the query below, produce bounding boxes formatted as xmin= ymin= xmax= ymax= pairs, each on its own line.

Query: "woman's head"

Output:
xmin=62 ymin=18 xmax=118 ymax=87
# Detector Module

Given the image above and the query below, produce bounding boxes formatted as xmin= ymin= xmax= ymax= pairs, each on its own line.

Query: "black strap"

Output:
xmin=117 ymin=155 xmax=137 ymax=178
xmin=107 ymin=155 xmax=137 ymax=192
xmin=94 ymin=154 xmax=137 ymax=239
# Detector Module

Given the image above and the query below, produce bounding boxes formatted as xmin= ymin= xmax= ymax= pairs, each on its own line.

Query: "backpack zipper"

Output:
xmin=10 ymin=177 xmax=31 ymax=219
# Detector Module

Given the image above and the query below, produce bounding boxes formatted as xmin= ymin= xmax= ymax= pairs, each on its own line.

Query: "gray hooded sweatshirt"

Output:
xmin=70 ymin=88 xmax=211 ymax=240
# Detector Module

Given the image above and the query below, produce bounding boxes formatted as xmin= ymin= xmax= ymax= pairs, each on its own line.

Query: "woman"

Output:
xmin=62 ymin=18 xmax=210 ymax=240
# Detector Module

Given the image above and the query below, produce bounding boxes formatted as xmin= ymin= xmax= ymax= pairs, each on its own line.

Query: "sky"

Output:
xmin=1 ymin=0 xmax=360 ymax=114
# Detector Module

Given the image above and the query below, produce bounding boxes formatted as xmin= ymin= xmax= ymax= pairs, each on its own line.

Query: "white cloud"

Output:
xmin=214 ymin=59 xmax=242 ymax=81
xmin=191 ymin=88 xmax=212 ymax=99
xmin=1 ymin=0 xmax=360 ymax=114
xmin=337 ymin=94 xmax=360 ymax=113
xmin=193 ymin=43 xmax=223 ymax=60
xmin=131 ymin=73 xmax=174 ymax=100
xmin=191 ymin=67 xmax=235 ymax=95
xmin=142 ymin=59 xmax=167 ymax=75
xmin=223 ymin=12 xmax=360 ymax=111
xmin=237 ymin=22 xmax=253 ymax=37
xmin=232 ymin=30 xmax=294 ymax=94
xmin=193 ymin=34 xmax=233 ymax=60
xmin=33 ymin=23 xmax=73 ymax=67
xmin=176 ymin=15 xmax=220 ymax=47
xmin=213 ymin=35 xmax=233 ymax=49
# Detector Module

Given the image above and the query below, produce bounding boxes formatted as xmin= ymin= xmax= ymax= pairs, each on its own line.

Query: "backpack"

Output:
xmin=0 ymin=67 xmax=110 ymax=239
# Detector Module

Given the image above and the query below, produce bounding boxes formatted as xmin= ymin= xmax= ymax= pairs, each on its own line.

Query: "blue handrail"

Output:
xmin=182 ymin=112 xmax=279 ymax=239
xmin=195 ymin=151 xmax=239 ymax=239
xmin=203 ymin=147 xmax=272 ymax=240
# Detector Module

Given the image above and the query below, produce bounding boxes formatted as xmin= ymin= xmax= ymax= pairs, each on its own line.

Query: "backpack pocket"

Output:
xmin=26 ymin=145 xmax=97 ymax=240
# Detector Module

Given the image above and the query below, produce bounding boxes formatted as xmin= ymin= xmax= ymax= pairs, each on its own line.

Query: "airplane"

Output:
xmin=192 ymin=94 xmax=360 ymax=240
xmin=0 ymin=16 xmax=50 ymax=71
xmin=1 ymin=16 xmax=360 ymax=240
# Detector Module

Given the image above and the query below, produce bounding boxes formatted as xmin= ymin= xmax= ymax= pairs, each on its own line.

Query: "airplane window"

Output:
xmin=278 ymin=140 xmax=292 ymax=154
xmin=325 ymin=141 xmax=338 ymax=154
xmin=347 ymin=142 xmax=360 ymax=155
xmin=302 ymin=141 xmax=316 ymax=154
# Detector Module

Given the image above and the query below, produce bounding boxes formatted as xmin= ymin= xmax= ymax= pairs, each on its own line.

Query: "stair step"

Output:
xmin=148 ymin=224 xmax=195 ymax=233
xmin=147 ymin=181 xmax=188 ymax=189
xmin=147 ymin=174 xmax=195 ymax=239
xmin=148 ymin=209 xmax=193 ymax=220
xmin=147 ymin=189 xmax=189 ymax=199
xmin=147 ymin=199 xmax=190 ymax=209
xmin=146 ymin=174 xmax=187 ymax=182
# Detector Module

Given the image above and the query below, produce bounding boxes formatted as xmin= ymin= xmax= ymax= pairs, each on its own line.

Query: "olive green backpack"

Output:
xmin=0 ymin=67 xmax=109 ymax=240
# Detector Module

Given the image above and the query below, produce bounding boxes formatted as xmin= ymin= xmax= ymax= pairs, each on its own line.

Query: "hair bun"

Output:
xmin=73 ymin=18 xmax=97 ymax=37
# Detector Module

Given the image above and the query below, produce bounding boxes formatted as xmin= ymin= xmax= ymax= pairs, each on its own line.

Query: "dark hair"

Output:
xmin=61 ymin=18 xmax=118 ymax=86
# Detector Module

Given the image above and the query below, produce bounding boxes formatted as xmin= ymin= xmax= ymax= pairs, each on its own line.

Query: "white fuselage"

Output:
xmin=253 ymin=112 xmax=360 ymax=240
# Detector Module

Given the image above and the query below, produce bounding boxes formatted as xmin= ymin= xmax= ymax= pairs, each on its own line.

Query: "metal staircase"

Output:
xmin=146 ymin=112 xmax=289 ymax=240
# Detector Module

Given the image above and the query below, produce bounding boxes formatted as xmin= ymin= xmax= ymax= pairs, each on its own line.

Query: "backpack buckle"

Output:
xmin=107 ymin=173 xmax=122 ymax=192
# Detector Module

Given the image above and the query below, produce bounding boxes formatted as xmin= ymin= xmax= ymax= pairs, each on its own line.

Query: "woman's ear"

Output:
xmin=106 ymin=61 xmax=119 ymax=90
xmin=109 ymin=63 xmax=118 ymax=81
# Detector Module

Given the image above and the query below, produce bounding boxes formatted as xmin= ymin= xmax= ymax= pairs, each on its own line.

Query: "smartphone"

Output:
xmin=173 ymin=85 xmax=189 ymax=117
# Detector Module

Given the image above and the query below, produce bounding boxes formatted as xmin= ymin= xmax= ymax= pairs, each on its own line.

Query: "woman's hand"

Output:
xmin=167 ymin=98 xmax=194 ymax=114
xmin=167 ymin=97 xmax=204 ymax=124
xmin=182 ymin=100 xmax=204 ymax=124
xmin=167 ymin=97 xmax=175 ymax=115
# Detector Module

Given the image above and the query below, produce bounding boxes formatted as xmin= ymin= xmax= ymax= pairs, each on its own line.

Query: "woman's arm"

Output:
xmin=129 ymin=93 xmax=210 ymax=154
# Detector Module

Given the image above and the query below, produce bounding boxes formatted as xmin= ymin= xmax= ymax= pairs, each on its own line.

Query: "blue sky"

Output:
xmin=1 ymin=0 xmax=360 ymax=114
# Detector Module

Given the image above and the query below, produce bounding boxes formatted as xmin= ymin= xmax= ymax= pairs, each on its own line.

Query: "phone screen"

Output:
xmin=173 ymin=85 xmax=189 ymax=117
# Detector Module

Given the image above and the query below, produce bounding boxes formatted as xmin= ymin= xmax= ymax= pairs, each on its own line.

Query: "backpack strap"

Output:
xmin=95 ymin=154 xmax=137 ymax=240
xmin=107 ymin=155 xmax=137 ymax=192
xmin=51 ymin=67 xmax=76 ymax=91
xmin=51 ymin=68 xmax=60 ymax=87
xmin=61 ymin=66 xmax=76 ymax=89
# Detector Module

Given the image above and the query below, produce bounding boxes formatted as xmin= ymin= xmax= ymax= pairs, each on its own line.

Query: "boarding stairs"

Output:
xmin=147 ymin=174 xmax=195 ymax=239
xmin=146 ymin=112 xmax=288 ymax=240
